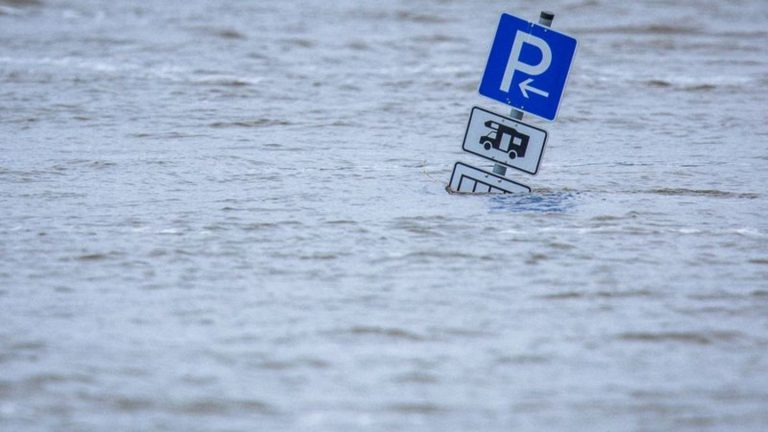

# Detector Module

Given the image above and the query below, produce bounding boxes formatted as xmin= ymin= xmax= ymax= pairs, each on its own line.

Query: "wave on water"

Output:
xmin=0 ymin=0 xmax=43 ymax=5
xmin=190 ymin=73 xmax=263 ymax=87
xmin=209 ymin=118 xmax=292 ymax=128
xmin=347 ymin=325 xmax=425 ymax=341
xmin=643 ymin=79 xmax=716 ymax=92
xmin=639 ymin=75 xmax=759 ymax=91
xmin=647 ymin=188 xmax=759 ymax=199
xmin=575 ymin=24 xmax=703 ymax=35
xmin=489 ymin=191 xmax=578 ymax=213
xmin=617 ymin=330 xmax=745 ymax=346
xmin=0 ymin=0 xmax=42 ymax=14
xmin=541 ymin=289 xmax=657 ymax=300
xmin=574 ymin=24 xmax=767 ymax=38
xmin=394 ymin=10 xmax=449 ymax=24
xmin=187 ymin=26 xmax=247 ymax=40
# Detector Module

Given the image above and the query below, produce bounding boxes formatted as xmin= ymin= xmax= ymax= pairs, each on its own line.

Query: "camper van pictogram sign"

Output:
xmin=461 ymin=106 xmax=547 ymax=175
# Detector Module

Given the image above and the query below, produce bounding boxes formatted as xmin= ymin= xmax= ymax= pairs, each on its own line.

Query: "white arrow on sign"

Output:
xmin=518 ymin=78 xmax=549 ymax=98
xmin=500 ymin=30 xmax=552 ymax=94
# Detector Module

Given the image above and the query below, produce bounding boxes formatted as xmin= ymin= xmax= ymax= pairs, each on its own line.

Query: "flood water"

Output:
xmin=1 ymin=0 xmax=767 ymax=431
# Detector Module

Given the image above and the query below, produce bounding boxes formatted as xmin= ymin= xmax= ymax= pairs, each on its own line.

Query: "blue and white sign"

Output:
xmin=479 ymin=13 xmax=577 ymax=121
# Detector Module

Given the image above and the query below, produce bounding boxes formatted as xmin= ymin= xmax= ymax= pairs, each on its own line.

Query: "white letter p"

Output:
xmin=499 ymin=30 xmax=552 ymax=93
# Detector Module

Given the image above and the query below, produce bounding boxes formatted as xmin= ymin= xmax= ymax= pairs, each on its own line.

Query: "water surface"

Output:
xmin=1 ymin=0 xmax=767 ymax=431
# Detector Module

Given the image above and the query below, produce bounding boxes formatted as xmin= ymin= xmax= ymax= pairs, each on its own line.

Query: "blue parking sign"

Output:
xmin=479 ymin=13 xmax=577 ymax=121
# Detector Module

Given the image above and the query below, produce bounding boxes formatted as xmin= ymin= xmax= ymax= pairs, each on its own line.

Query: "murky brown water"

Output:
xmin=1 ymin=0 xmax=767 ymax=430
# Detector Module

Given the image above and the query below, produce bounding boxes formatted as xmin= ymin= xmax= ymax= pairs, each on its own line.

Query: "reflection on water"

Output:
xmin=489 ymin=191 xmax=578 ymax=213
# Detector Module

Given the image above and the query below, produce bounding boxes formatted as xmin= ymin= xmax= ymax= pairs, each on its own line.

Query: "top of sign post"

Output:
xmin=478 ymin=13 xmax=578 ymax=121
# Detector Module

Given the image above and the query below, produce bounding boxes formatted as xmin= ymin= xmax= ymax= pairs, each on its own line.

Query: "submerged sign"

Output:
xmin=446 ymin=10 xmax=577 ymax=195
xmin=448 ymin=162 xmax=530 ymax=194
xmin=479 ymin=13 xmax=577 ymax=121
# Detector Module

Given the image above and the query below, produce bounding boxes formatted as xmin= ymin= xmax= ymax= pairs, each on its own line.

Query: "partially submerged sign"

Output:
xmin=448 ymin=162 xmax=530 ymax=194
xmin=446 ymin=10 xmax=577 ymax=195
xmin=479 ymin=13 xmax=577 ymax=121
xmin=462 ymin=106 xmax=547 ymax=175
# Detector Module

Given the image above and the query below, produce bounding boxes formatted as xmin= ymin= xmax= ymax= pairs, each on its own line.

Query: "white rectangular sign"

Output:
xmin=462 ymin=106 xmax=547 ymax=175
xmin=448 ymin=162 xmax=530 ymax=194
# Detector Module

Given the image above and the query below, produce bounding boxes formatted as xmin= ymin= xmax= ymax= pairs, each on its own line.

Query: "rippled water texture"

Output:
xmin=1 ymin=0 xmax=767 ymax=431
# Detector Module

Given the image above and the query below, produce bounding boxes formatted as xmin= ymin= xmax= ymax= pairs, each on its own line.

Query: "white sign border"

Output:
xmin=461 ymin=106 xmax=548 ymax=175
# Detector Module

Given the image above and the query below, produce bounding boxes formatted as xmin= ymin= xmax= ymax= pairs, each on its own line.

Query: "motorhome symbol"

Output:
xmin=479 ymin=120 xmax=529 ymax=159
xmin=461 ymin=106 xmax=547 ymax=175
